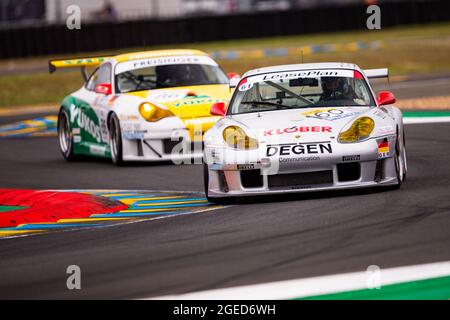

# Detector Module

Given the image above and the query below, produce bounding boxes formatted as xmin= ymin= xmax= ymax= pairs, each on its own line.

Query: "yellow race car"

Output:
xmin=49 ymin=49 xmax=238 ymax=165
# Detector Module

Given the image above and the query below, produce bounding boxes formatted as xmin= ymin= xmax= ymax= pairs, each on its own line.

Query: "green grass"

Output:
xmin=0 ymin=206 xmax=26 ymax=212
xmin=1 ymin=22 xmax=450 ymax=107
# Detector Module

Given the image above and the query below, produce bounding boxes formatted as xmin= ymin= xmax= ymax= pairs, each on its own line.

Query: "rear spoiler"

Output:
xmin=48 ymin=56 xmax=112 ymax=81
xmin=363 ymin=68 xmax=389 ymax=80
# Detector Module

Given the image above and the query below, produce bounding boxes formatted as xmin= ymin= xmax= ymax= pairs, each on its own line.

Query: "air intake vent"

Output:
xmin=268 ymin=171 xmax=333 ymax=189
xmin=240 ymin=170 xmax=263 ymax=188
xmin=374 ymin=159 xmax=385 ymax=182
xmin=337 ymin=163 xmax=361 ymax=182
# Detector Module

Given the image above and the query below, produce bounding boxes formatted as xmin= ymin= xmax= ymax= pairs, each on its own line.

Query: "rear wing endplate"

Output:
xmin=363 ymin=68 xmax=389 ymax=80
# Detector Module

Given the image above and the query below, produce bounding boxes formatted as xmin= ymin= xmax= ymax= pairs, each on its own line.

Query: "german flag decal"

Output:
xmin=378 ymin=139 xmax=390 ymax=158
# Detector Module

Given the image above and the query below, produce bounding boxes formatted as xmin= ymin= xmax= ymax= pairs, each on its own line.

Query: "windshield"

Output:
xmin=229 ymin=69 xmax=376 ymax=115
xmin=115 ymin=63 xmax=229 ymax=93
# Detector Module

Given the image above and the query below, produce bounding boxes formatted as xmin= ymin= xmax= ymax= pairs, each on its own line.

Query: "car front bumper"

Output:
xmin=205 ymin=137 xmax=399 ymax=198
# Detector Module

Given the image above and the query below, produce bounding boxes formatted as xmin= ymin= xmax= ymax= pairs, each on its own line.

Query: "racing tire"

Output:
xmin=58 ymin=108 xmax=77 ymax=161
xmin=109 ymin=113 xmax=124 ymax=166
xmin=401 ymin=128 xmax=407 ymax=181
xmin=393 ymin=129 xmax=406 ymax=189
xmin=203 ymin=163 xmax=214 ymax=203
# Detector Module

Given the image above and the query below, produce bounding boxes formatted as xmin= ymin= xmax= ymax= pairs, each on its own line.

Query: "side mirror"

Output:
xmin=95 ymin=83 xmax=112 ymax=95
xmin=227 ymin=72 xmax=241 ymax=89
xmin=210 ymin=102 xmax=227 ymax=116
xmin=377 ymin=91 xmax=396 ymax=106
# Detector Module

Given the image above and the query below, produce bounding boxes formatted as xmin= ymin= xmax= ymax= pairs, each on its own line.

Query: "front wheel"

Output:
xmin=203 ymin=163 xmax=213 ymax=202
xmin=109 ymin=113 xmax=123 ymax=166
xmin=58 ymin=108 xmax=76 ymax=161
xmin=394 ymin=129 xmax=406 ymax=188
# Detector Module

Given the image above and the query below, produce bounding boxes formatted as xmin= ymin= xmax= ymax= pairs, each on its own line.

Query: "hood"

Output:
xmin=127 ymin=84 xmax=231 ymax=119
xmin=127 ymin=84 xmax=231 ymax=140
xmin=230 ymin=106 xmax=372 ymax=144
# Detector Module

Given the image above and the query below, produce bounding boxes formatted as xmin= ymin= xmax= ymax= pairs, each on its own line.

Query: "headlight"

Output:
xmin=139 ymin=102 xmax=174 ymax=122
xmin=338 ymin=117 xmax=375 ymax=143
xmin=222 ymin=125 xmax=258 ymax=150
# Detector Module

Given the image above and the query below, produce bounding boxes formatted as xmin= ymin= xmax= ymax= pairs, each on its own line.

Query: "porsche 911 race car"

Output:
xmin=50 ymin=49 xmax=239 ymax=164
xmin=203 ymin=62 xmax=407 ymax=202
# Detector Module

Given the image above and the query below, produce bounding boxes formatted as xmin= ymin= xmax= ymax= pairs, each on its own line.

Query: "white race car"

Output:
xmin=203 ymin=62 xmax=407 ymax=202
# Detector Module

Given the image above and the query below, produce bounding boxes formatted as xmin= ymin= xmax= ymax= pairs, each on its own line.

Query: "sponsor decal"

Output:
xmin=173 ymin=95 xmax=222 ymax=107
xmin=100 ymin=117 xmax=108 ymax=140
xmin=374 ymin=109 xmax=387 ymax=119
xmin=342 ymin=155 xmax=361 ymax=162
xmin=115 ymin=55 xmax=217 ymax=74
xmin=72 ymin=128 xmax=80 ymax=134
xmin=123 ymin=131 xmax=145 ymax=140
xmin=119 ymin=115 xmax=139 ymax=121
xmin=122 ymin=122 xmax=142 ymax=131
xmin=147 ymin=91 xmax=186 ymax=103
xmin=73 ymin=135 xmax=81 ymax=143
xmin=302 ymin=108 xmax=361 ymax=121
xmin=377 ymin=139 xmax=390 ymax=158
xmin=279 ymin=156 xmax=320 ymax=163
xmin=89 ymin=144 xmax=106 ymax=155
xmin=266 ymin=142 xmax=333 ymax=157
xmin=378 ymin=125 xmax=395 ymax=135
xmin=237 ymin=164 xmax=255 ymax=170
xmin=70 ymin=104 xmax=103 ymax=143
xmin=264 ymin=126 xmax=332 ymax=136
xmin=108 ymin=95 xmax=119 ymax=107
xmin=246 ymin=69 xmax=354 ymax=85
xmin=184 ymin=116 xmax=221 ymax=126
xmin=262 ymin=70 xmax=340 ymax=81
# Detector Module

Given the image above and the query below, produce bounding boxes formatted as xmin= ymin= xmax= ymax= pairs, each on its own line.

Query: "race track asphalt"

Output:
xmin=0 ymin=81 xmax=450 ymax=299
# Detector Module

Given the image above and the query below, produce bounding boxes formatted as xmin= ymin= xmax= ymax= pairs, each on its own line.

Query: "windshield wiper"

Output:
xmin=241 ymin=101 xmax=291 ymax=109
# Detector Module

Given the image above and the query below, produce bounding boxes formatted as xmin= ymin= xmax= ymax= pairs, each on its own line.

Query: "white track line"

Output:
xmin=149 ymin=260 xmax=450 ymax=300
xmin=404 ymin=116 xmax=450 ymax=124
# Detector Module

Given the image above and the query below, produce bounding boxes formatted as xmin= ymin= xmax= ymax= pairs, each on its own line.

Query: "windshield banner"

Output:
xmin=240 ymin=69 xmax=355 ymax=91
xmin=115 ymin=55 xmax=218 ymax=74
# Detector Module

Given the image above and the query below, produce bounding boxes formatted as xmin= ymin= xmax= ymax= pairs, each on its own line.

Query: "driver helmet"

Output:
xmin=321 ymin=77 xmax=348 ymax=97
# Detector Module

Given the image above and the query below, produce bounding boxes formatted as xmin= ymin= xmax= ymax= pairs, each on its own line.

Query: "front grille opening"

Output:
xmin=163 ymin=138 xmax=182 ymax=154
xmin=268 ymin=170 xmax=333 ymax=189
xmin=240 ymin=169 xmax=263 ymax=188
xmin=163 ymin=139 xmax=204 ymax=154
xmin=337 ymin=163 xmax=361 ymax=182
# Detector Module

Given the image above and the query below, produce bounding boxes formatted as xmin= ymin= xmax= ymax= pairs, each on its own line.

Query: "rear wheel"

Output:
xmin=109 ymin=113 xmax=123 ymax=166
xmin=58 ymin=108 xmax=76 ymax=161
